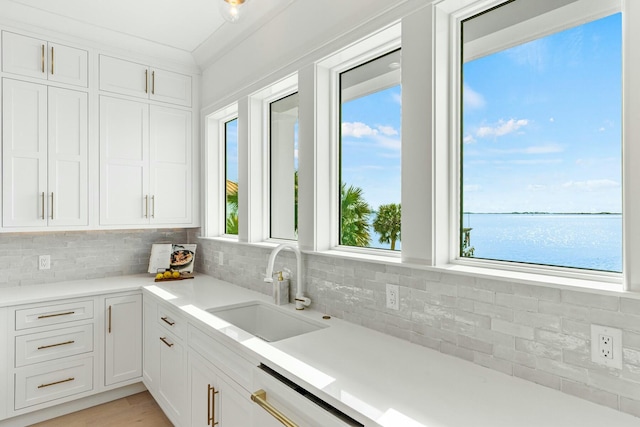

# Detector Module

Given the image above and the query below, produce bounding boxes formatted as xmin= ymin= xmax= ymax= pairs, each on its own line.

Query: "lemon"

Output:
xmin=155 ymin=273 xmax=164 ymax=280
xmin=163 ymin=271 xmax=172 ymax=279
xmin=172 ymin=271 xmax=181 ymax=279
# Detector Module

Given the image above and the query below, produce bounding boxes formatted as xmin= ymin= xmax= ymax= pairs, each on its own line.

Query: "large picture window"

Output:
xmin=460 ymin=2 xmax=622 ymax=271
xmin=339 ymin=49 xmax=402 ymax=251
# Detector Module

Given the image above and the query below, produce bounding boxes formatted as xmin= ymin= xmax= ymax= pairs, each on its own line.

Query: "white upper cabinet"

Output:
xmin=100 ymin=96 xmax=192 ymax=226
xmin=2 ymin=32 xmax=88 ymax=87
xmin=99 ymin=55 xmax=192 ymax=107
xmin=2 ymin=79 xmax=88 ymax=228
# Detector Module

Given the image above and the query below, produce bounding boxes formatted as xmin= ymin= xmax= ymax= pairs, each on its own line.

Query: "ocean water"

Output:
xmin=463 ymin=214 xmax=622 ymax=272
xmin=367 ymin=213 xmax=622 ymax=272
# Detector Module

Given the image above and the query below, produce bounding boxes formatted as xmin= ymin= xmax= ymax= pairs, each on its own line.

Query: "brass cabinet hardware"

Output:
xmin=50 ymin=192 xmax=54 ymax=219
xmin=108 ymin=305 xmax=112 ymax=334
xmin=38 ymin=311 xmax=75 ymax=319
xmin=37 ymin=340 xmax=75 ymax=350
xmin=145 ymin=69 xmax=148 ymax=93
xmin=38 ymin=377 xmax=74 ymax=389
xmin=41 ymin=192 xmax=45 ymax=219
xmin=251 ymin=389 xmax=298 ymax=427
xmin=160 ymin=316 xmax=175 ymax=326
xmin=208 ymin=384 xmax=219 ymax=426
xmin=41 ymin=44 xmax=45 ymax=73
xmin=144 ymin=195 xmax=149 ymax=218
xmin=51 ymin=46 xmax=54 ymax=75
xmin=152 ymin=71 xmax=155 ymax=95
xmin=151 ymin=195 xmax=155 ymax=218
xmin=159 ymin=336 xmax=173 ymax=347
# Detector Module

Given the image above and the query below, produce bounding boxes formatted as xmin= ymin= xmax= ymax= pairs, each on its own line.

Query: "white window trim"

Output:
xmin=312 ymin=22 xmax=402 ymax=255
xmin=433 ymin=0 xmax=631 ymax=290
xmin=203 ymin=103 xmax=238 ymax=239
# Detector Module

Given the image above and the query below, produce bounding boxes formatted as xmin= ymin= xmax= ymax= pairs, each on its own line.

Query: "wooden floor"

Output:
xmin=29 ymin=391 xmax=173 ymax=427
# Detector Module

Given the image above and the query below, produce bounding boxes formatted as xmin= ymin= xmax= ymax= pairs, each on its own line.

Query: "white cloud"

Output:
xmin=562 ymin=179 xmax=620 ymax=191
xmin=342 ymin=122 xmax=378 ymax=138
xmin=391 ymin=92 xmax=402 ymax=105
xmin=376 ymin=136 xmax=401 ymax=151
xmin=527 ymin=184 xmax=547 ymax=191
xmin=464 ymin=184 xmax=481 ymax=192
xmin=463 ymin=84 xmax=486 ymax=110
xmin=463 ymin=134 xmax=476 ymax=144
xmin=549 ymin=117 xmax=555 ymax=123
xmin=522 ymin=144 xmax=563 ymax=154
xmin=476 ymin=118 xmax=529 ymax=138
xmin=377 ymin=125 xmax=398 ymax=136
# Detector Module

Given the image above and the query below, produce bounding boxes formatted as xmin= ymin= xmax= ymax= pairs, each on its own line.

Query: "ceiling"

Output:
xmin=0 ymin=0 xmax=296 ymax=68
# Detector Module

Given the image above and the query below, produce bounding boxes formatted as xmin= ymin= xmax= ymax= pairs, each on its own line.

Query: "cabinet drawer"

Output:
xmin=188 ymin=324 xmax=253 ymax=390
xmin=15 ymin=324 xmax=93 ymax=367
xmin=157 ymin=304 xmax=185 ymax=338
xmin=15 ymin=300 xmax=94 ymax=331
xmin=15 ymin=356 xmax=93 ymax=409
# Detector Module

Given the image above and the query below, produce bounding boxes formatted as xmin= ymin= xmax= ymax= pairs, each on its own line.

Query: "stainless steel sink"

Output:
xmin=206 ymin=301 xmax=328 ymax=342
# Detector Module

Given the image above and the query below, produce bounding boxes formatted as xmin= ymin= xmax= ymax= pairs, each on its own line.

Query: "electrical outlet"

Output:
xmin=218 ymin=251 xmax=224 ymax=266
xmin=38 ymin=255 xmax=51 ymax=270
xmin=386 ymin=284 xmax=399 ymax=310
xmin=591 ymin=324 xmax=622 ymax=369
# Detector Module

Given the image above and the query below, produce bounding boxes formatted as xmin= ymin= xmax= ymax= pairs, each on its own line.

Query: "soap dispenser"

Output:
xmin=273 ymin=271 xmax=290 ymax=305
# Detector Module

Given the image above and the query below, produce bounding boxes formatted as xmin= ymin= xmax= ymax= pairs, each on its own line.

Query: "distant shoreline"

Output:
xmin=462 ymin=212 xmax=621 ymax=215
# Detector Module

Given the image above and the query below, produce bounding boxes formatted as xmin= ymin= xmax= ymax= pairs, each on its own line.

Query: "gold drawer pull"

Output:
xmin=160 ymin=316 xmax=175 ymax=326
xmin=38 ymin=311 xmax=75 ymax=319
xmin=208 ymin=384 xmax=219 ymax=426
xmin=38 ymin=377 xmax=74 ymax=389
xmin=251 ymin=389 xmax=298 ymax=427
xmin=159 ymin=337 xmax=173 ymax=347
xmin=37 ymin=340 xmax=75 ymax=350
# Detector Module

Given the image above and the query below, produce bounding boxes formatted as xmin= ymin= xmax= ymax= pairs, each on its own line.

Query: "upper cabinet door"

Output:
xmin=48 ymin=87 xmax=88 ymax=227
xmin=150 ymin=68 xmax=192 ymax=107
xmin=2 ymin=79 xmax=48 ymax=227
xmin=48 ymin=43 xmax=88 ymax=87
xmin=99 ymin=55 xmax=149 ymax=99
xmin=2 ymin=32 xmax=88 ymax=87
xmin=2 ymin=32 xmax=48 ymax=80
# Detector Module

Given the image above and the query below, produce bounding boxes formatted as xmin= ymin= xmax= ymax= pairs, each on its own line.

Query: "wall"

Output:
xmin=0 ymin=229 xmax=189 ymax=287
xmin=194 ymin=235 xmax=640 ymax=418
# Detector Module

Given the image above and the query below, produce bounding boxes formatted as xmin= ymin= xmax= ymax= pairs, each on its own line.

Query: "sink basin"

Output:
xmin=206 ymin=301 xmax=328 ymax=342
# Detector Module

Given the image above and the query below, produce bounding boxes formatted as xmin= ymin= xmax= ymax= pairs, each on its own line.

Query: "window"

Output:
xmin=270 ymin=93 xmax=299 ymax=240
xmin=225 ymin=118 xmax=239 ymax=235
xmin=459 ymin=1 xmax=622 ymax=272
xmin=339 ymin=49 xmax=402 ymax=251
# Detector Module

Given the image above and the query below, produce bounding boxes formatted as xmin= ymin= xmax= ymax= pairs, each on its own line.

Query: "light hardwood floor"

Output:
xmin=29 ymin=391 xmax=173 ymax=427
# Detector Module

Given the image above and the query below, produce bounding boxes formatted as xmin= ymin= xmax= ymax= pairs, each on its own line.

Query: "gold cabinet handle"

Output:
xmin=108 ymin=305 xmax=112 ymax=334
xmin=38 ymin=377 xmax=74 ymax=389
xmin=41 ymin=192 xmax=45 ymax=219
xmin=38 ymin=340 xmax=75 ymax=350
xmin=159 ymin=337 xmax=173 ymax=347
xmin=145 ymin=69 xmax=148 ymax=94
xmin=151 ymin=195 xmax=155 ymax=218
xmin=251 ymin=389 xmax=298 ymax=427
xmin=208 ymin=384 xmax=219 ymax=426
xmin=152 ymin=70 xmax=155 ymax=95
xmin=38 ymin=311 xmax=75 ymax=319
xmin=144 ymin=195 xmax=149 ymax=218
xmin=50 ymin=192 xmax=54 ymax=220
xmin=41 ymin=44 xmax=45 ymax=73
xmin=51 ymin=46 xmax=54 ymax=75
xmin=160 ymin=316 xmax=174 ymax=326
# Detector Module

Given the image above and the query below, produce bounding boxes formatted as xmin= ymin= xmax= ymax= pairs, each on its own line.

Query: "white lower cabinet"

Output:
xmin=105 ymin=294 xmax=142 ymax=386
xmin=189 ymin=352 xmax=251 ymax=427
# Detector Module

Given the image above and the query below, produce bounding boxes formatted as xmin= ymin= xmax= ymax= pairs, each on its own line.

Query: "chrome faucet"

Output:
xmin=264 ymin=243 xmax=311 ymax=310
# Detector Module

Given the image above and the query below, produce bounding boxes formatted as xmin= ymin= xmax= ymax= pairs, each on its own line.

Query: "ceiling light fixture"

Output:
xmin=220 ymin=0 xmax=247 ymax=23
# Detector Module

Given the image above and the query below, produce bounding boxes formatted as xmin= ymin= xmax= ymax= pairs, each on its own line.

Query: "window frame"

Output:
xmin=438 ymin=0 xmax=625 ymax=285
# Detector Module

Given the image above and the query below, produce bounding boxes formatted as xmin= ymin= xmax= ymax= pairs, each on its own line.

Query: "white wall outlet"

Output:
xmin=217 ymin=251 xmax=224 ymax=266
xmin=591 ymin=324 xmax=622 ymax=369
xmin=38 ymin=255 xmax=51 ymax=270
xmin=386 ymin=284 xmax=399 ymax=310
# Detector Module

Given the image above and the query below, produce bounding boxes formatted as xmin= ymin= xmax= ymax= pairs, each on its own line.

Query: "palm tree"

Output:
xmin=373 ymin=203 xmax=401 ymax=250
xmin=226 ymin=180 xmax=238 ymax=235
xmin=340 ymin=183 xmax=372 ymax=247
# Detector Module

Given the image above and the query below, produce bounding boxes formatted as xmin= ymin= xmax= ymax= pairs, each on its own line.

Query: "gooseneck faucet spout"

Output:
xmin=264 ymin=243 xmax=311 ymax=310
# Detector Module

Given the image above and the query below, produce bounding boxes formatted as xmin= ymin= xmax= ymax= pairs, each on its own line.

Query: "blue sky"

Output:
xmin=341 ymin=86 xmax=402 ymax=210
xmin=463 ymin=13 xmax=622 ymax=213
xmin=225 ymin=118 xmax=238 ymax=183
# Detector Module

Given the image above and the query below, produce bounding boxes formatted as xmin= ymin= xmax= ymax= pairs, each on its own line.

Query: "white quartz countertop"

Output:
xmin=3 ymin=274 xmax=638 ymax=426
xmin=143 ymin=274 xmax=640 ymax=427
